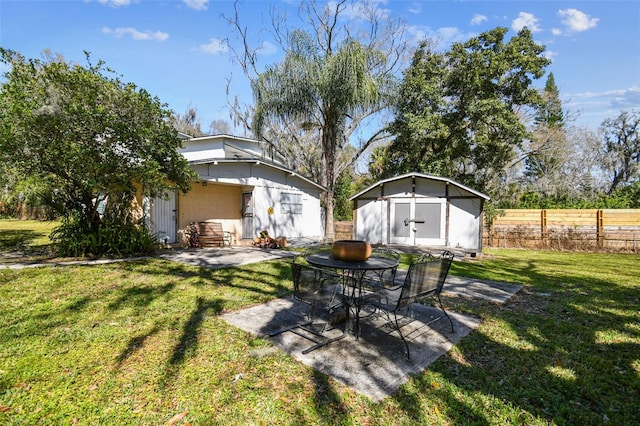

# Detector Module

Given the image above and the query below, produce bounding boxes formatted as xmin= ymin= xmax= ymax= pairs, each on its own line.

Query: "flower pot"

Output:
xmin=331 ymin=240 xmax=372 ymax=262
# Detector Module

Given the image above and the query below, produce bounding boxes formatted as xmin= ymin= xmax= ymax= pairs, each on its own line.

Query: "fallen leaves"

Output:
xmin=167 ymin=410 xmax=188 ymax=425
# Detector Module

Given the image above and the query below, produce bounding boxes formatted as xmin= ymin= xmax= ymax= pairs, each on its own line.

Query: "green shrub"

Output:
xmin=50 ymin=217 xmax=158 ymax=257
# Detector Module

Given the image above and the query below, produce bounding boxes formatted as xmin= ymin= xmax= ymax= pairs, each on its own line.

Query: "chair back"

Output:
xmin=368 ymin=248 xmax=401 ymax=285
xmin=397 ymin=251 xmax=454 ymax=308
xmin=291 ymin=261 xmax=322 ymax=299
xmin=291 ymin=257 xmax=342 ymax=303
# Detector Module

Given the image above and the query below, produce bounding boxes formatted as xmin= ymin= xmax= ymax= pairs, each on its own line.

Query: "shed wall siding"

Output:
xmin=355 ymin=199 xmax=386 ymax=244
xmin=415 ymin=179 xmax=446 ymax=196
xmin=448 ymin=198 xmax=481 ymax=249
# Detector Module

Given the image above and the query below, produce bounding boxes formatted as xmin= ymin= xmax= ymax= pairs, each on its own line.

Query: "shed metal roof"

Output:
xmin=349 ymin=172 xmax=490 ymax=201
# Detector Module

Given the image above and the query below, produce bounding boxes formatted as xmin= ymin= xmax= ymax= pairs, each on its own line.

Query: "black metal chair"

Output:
xmin=365 ymin=250 xmax=455 ymax=360
xmin=269 ymin=256 xmax=350 ymax=354
xmin=362 ymin=247 xmax=401 ymax=290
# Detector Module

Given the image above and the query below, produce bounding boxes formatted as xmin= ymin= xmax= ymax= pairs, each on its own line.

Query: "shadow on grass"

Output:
xmin=9 ymin=247 xmax=636 ymax=424
xmin=168 ymin=297 xmax=225 ymax=366
xmin=0 ymin=229 xmax=49 ymax=253
xmin=311 ymin=370 xmax=349 ymax=424
xmin=392 ymin=257 xmax=640 ymax=425
xmin=108 ymin=282 xmax=177 ymax=310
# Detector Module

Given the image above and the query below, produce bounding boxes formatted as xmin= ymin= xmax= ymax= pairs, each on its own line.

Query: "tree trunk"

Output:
xmin=322 ymin=122 xmax=337 ymax=241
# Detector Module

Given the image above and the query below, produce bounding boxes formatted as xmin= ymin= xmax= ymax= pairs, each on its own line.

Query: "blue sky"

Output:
xmin=1 ymin=0 xmax=639 ymax=134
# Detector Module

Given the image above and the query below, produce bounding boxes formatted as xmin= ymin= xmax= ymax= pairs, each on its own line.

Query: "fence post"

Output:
xmin=541 ymin=209 xmax=547 ymax=246
xmin=597 ymin=209 xmax=604 ymax=249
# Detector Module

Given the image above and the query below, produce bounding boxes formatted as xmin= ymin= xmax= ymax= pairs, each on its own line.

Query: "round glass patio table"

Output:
xmin=306 ymin=253 xmax=399 ymax=338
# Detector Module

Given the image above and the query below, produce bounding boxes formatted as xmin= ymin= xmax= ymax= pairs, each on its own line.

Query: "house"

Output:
xmin=349 ymin=172 xmax=490 ymax=253
xmin=148 ymin=134 xmax=325 ymax=245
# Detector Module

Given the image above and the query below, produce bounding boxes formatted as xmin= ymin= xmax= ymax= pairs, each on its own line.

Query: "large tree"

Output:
xmin=377 ymin=27 xmax=550 ymax=194
xmin=170 ymin=105 xmax=207 ymax=137
xmin=599 ymin=110 xmax=640 ymax=194
xmin=227 ymin=0 xmax=407 ymax=240
xmin=0 ymin=49 xmax=195 ymax=252
xmin=521 ymin=73 xmax=572 ymax=199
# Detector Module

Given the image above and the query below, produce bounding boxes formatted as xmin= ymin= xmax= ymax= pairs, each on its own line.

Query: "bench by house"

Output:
xmin=198 ymin=222 xmax=232 ymax=247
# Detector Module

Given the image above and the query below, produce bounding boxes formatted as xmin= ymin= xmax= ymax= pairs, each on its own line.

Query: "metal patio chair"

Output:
xmin=361 ymin=247 xmax=401 ymax=290
xmin=366 ymin=250 xmax=455 ymax=360
xmin=269 ymin=256 xmax=350 ymax=354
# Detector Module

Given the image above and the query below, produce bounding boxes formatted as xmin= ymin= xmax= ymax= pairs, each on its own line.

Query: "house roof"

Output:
xmin=349 ymin=172 xmax=490 ymax=201
xmin=188 ymin=157 xmax=327 ymax=192
xmin=187 ymin=133 xmax=261 ymax=144
xmin=184 ymin=134 xmax=286 ymax=164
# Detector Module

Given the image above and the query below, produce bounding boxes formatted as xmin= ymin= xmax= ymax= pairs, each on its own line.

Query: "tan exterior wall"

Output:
xmin=178 ymin=183 xmax=243 ymax=243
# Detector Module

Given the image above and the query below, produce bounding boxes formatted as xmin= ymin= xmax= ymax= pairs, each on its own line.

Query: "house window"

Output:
xmin=281 ymin=192 xmax=302 ymax=214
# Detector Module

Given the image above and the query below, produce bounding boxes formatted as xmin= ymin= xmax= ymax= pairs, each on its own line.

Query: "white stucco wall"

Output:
xmin=192 ymin=161 xmax=324 ymax=240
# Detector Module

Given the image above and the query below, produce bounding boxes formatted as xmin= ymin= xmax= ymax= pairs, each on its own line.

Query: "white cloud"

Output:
xmin=572 ymin=86 xmax=640 ymax=105
xmin=407 ymin=25 xmax=476 ymax=50
xmin=97 ymin=0 xmax=132 ymax=7
xmin=329 ymin=0 xmax=391 ymax=21
xmin=102 ymin=27 xmax=169 ymax=41
xmin=512 ymin=12 xmax=542 ymax=33
xmin=551 ymin=28 xmax=562 ymax=36
xmin=557 ymin=9 xmax=598 ymax=33
xmin=408 ymin=2 xmax=421 ymax=14
xmin=470 ymin=14 xmax=487 ymax=26
xmin=564 ymin=86 xmax=640 ymax=124
xmin=257 ymin=41 xmax=277 ymax=56
xmin=183 ymin=0 xmax=208 ymax=11
xmin=197 ymin=38 xmax=228 ymax=54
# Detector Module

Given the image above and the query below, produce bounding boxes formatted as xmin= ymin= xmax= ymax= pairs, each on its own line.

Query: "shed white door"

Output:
xmin=390 ymin=198 xmax=445 ymax=245
xmin=150 ymin=192 xmax=176 ymax=244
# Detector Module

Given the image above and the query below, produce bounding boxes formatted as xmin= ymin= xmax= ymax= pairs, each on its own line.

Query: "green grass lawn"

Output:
xmin=0 ymin=219 xmax=59 ymax=262
xmin=1 ymin=221 xmax=639 ymax=424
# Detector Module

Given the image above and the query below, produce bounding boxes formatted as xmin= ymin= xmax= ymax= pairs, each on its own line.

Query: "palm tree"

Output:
xmin=251 ymin=29 xmax=395 ymax=240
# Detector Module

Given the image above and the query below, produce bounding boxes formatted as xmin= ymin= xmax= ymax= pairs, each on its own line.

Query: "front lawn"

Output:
xmin=1 ymin=237 xmax=638 ymax=423
xmin=0 ymin=219 xmax=59 ymax=263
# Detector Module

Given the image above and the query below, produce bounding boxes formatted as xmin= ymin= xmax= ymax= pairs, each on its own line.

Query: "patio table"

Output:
xmin=306 ymin=253 xmax=399 ymax=338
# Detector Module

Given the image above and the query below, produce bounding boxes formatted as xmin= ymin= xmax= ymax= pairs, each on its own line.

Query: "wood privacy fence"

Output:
xmin=485 ymin=209 xmax=640 ymax=252
xmin=334 ymin=221 xmax=354 ymax=241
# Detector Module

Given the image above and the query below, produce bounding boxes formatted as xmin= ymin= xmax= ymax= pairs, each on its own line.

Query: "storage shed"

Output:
xmin=350 ymin=173 xmax=490 ymax=253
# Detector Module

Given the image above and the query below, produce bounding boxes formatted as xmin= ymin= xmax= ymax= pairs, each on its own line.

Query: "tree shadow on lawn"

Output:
xmin=392 ymin=267 xmax=640 ymax=425
xmin=101 ymin=259 xmax=294 ymax=386
xmin=159 ymin=296 xmax=226 ymax=387
xmin=36 ymin=251 xmax=640 ymax=424
xmin=0 ymin=229 xmax=51 ymax=257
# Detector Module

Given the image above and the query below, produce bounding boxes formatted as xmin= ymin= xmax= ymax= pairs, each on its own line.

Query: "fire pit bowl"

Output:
xmin=331 ymin=240 xmax=372 ymax=262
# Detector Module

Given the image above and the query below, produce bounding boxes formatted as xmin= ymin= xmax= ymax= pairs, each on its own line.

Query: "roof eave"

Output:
xmin=188 ymin=158 xmax=327 ymax=192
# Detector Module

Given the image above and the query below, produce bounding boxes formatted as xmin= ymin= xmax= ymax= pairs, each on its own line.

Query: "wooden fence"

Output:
xmin=485 ymin=209 xmax=640 ymax=252
xmin=335 ymin=210 xmax=640 ymax=252
xmin=334 ymin=221 xmax=354 ymax=240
